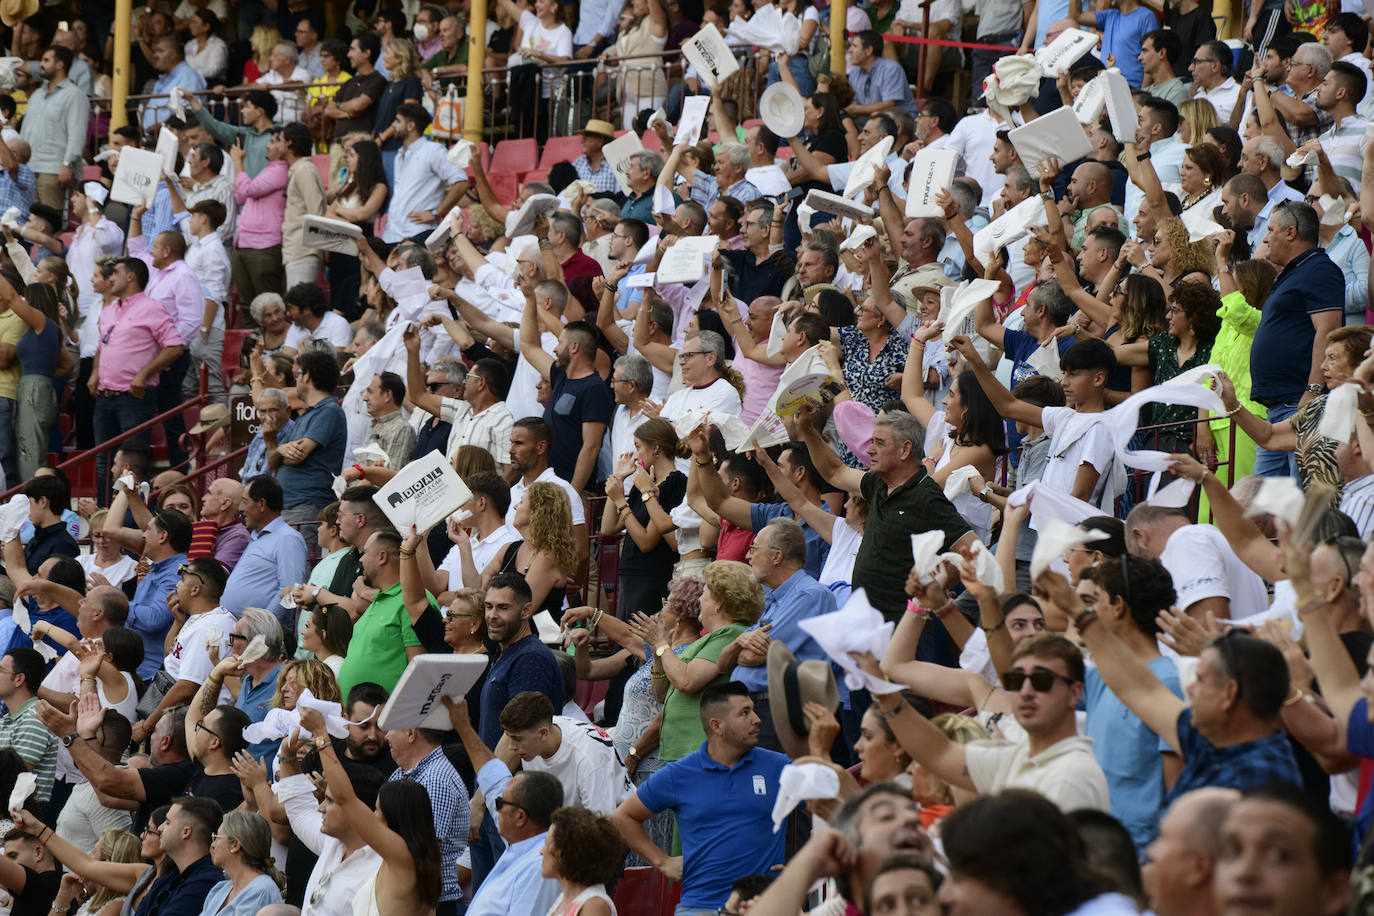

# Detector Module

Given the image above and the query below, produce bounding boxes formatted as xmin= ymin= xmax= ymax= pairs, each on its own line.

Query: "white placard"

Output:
xmin=905 ymin=148 xmax=959 ymax=218
xmin=625 ymin=271 xmax=657 ymax=288
xmin=843 ymin=136 xmax=894 ymax=200
xmin=676 ymin=95 xmax=711 ymax=147
xmin=1007 ymin=106 xmax=1092 ymax=175
xmin=604 ymin=132 xmax=646 ymax=196
xmin=155 ymin=127 xmax=179 ymax=178
xmin=1073 ymin=75 xmax=1106 ymax=125
xmin=373 ymin=449 xmax=474 ymax=535
xmin=804 ymin=189 xmax=875 ymax=221
xmin=1035 ymin=28 xmax=1098 ymax=75
xmin=303 ymin=214 xmax=364 ymax=255
xmin=682 ymin=25 xmax=740 ymax=90
xmin=110 ymin=147 xmax=163 ymax=206
xmin=973 ymin=192 xmax=1047 ymax=265
xmin=746 ymin=164 xmax=792 ymax=198
xmin=1101 ymin=70 xmax=1139 ymax=143
xmin=377 ymin=654 xmax=491 ymax=730
xmin=657 ymin=235 xmax=719 ymax=285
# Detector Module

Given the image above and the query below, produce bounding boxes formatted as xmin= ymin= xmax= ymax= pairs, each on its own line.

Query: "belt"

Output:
xmin=1253 ymin=395 xmax=1298 ymax=409
xmin=96 ymin=389 xmax=128 ymax=398
xmin=749 ymin=690 xmax=770 ymax=702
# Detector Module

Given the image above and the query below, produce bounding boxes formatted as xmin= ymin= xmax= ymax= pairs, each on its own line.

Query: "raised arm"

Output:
xmin=517 ymin=277 xmax=555 ymax=380
xmin=947 ymin=335 xmax=1043 ymax=426
xmin=796 ymin=408 xmax=865 ymax=494
xmin=753 ymin=446 xmax=837 ymax=542
xmin=683 ymin=425 xmax=755 ymax=529
xmin=402 ymin=324 xmax=444 ymax=417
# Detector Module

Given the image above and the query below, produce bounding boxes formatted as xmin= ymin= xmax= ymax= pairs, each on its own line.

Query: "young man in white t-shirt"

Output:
xmin=497 ymin=690 xmax=632 ymax=816
xmin=133 ymin=557 xmax=235 ymax=745
xmin=1124 ymin=504 xmax=1270 ymax=620
xmin=952 ymin=335 xmax=1121 ymax=511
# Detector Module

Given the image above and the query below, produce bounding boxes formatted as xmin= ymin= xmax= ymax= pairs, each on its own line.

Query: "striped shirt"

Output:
xmin=1317 ymin=115 xmax=1369 ymax=192
xmin=1340 ymin=473 xmax=1374 ymax=539
xmin=0 ymin=697 xmax=57 ymax=803
xmin=440 ymin=398 xmax=515 ymax=465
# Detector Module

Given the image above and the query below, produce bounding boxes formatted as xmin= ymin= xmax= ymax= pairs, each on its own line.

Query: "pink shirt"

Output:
xmin=130 ymin=236 xmax=206 ymax=344
xmin=233 ymin=158 xmax=288 ymax=250
xmin=737 ymin=353 xmax=783 ymax=426
xmin=95 ymin=293 xmax=183 ymax=391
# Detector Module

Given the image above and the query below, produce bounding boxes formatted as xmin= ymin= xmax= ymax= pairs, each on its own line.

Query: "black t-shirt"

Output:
xmin=136 ymin=760 xmax=197 ymax=831
xmin=13 ymin=866 xmax=61 ymax=916
xmin=1163 ymin=2 xmax=1216 ymax=78
xmin=720 ymin=249 xmax=794 ymax=303
xmin=328 ymin=548 xmax=364 ymax=598
xmin=333 ymin=72 xmax=388 ymax=138
xmin=412 ymin=604 xmax=449 ymax=655
xmin=802 ymin=129 xmax=848 ymax=195
xmin=619 ymin=471 xmax=687 ymax=578
xmin=544 ymin=365 xmax=614 ymax=486
xmin=188 ymin=770 xmax=245 ymax=814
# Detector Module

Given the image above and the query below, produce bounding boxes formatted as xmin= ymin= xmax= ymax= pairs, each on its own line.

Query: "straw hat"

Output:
xmin=580 ymin=119 xmax=616 ymax=140
xmin=189 ymin=402 xmax=231 ymax=435
xmin=766 ymin=640 xmax=840 ymax=759
xmin=0 ymin=0 xmax=36 ymax=28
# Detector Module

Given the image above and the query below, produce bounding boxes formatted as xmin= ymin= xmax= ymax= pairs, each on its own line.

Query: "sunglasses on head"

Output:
xmin=1001 ymin=666 xmax=1077 ymax=692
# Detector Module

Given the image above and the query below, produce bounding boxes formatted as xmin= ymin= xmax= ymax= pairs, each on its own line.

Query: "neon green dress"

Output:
xmin=1199 ymin=291 xmax=1262 ymax=520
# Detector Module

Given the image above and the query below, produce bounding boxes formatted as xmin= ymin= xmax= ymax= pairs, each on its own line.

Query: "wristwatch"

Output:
xmin=312 ymin=735 xmax=330 ymax=749
xmin=311 ymin=585 xmax=321 ymax=601
xmin=62 ymin=734 xmax=81 ymax=748
xmin=1306 ymin=383 xmax=1326 ymax=394
xmin=654 ymin=644 xmax=670 ymax=659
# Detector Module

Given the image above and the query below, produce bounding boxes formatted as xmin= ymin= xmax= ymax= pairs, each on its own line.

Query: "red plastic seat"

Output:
xmin=538 ymin=135 xmax=584 ymax=170
xmin=489 ymin=138 xmax=537 ymax=175
xmin=222 ymin=329 xmax=254 ymax=386
xmin=741 ymin=117 xmax=763 ymax=129
xmin=311 ymin=153 xmax=331 ymax=188
xmin=521 ymin=168 xmax=550 ymax=186
xmin=82 ymin=165 xmax=102 ymax=181
xmin=487 ymin=172 xmax=519 ymax=207
xmin=641 ymin=129 xmax=663 ymax=152
xmin=611 ymin=868 xmax=680 ymax=916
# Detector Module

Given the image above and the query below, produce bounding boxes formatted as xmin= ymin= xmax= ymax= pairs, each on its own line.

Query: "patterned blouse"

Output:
xmin=1290 ymin=393 xmax=1343 ymax=497
xmin=839 ymin=325 xmax=911 ymax=414
xmin=1147 ymin=333 xmax=1214 ymax=444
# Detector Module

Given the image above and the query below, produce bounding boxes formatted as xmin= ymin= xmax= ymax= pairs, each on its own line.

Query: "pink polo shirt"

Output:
xmin=233 ymin=159 xmax=288 ymax=250
xmin=95 ymin=293 xmax=183 ymax=392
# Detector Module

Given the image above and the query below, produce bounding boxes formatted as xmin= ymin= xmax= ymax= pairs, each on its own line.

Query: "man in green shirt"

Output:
xmin=187 ymin=89 xmax=278 ymax=178
xmin=0 ymin=649 xmax=57 ymax=804
xmin=336 ymin=530 xmax=436 ymax=695
xmin=421 ymin=16 xmax=467 ymax=90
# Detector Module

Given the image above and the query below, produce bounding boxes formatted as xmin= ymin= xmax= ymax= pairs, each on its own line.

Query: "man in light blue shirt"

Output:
xmin=221 ymin=476 xmax=308 ymax=625
xmin=844 ymin=30 xmax=918 ymax=117
xmin=446 ymin=696 xmax=562 ymax=916
xmin=381 ymin=102 xmax=468 ymax=245
xmin=572 ymin=0 xmax=624 ymax=52
xmin=19 ymin=46 xmax=88 ymax=209
xmin=143 ymin=37 xmax=207 ymax=133
xmin=126 ymin=509 xmax=192 ymax=681
xmin=1323 ymin=212 xmax=1370 ymax=320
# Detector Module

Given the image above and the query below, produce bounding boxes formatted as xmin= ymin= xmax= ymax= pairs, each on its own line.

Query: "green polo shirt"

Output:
xmin=423 ymin=45 xmax=468 ymax=70
xmin=193 ymin=107 xmax=275 ymax=178
xmin=851 ymin=469 xmax=972 ymax=623
xmin=659 ymin=622 xmax=748 ymax=761
xmin=336 ymin=581 xmax=431 ymax=696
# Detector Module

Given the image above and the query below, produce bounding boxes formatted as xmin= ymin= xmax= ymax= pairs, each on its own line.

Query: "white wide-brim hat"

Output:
xmin=760 ymin=81 xmax=806 ymax=140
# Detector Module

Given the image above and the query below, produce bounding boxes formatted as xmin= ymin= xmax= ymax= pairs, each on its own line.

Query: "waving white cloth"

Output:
xmin=1318 ymin=382 xmax=1362 ymax=444
xmin=725 ymin=4 xmax=800 ymax=55
xmin=1031 ymin=521 xmax=1111 ymax=580
xmin=939 ymin=279 xmax=999 ymax=346
xmin=1007 ymin=480 xmax=1101 ymax=532
xmin=771 ymin=763 xmax=840 ymax=832
xmin=798 ymin=589 xmax=904 ymax=696
xmin=1102 ymin=364 xmax=1227 ymax=471
xmin=241 ymin=689 xmax=366 ymax=743
xmin=1244 ymin=477 xmax=1305 ymax=529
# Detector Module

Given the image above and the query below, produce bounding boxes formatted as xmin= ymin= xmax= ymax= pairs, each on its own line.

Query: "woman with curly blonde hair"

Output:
xmin=479 ymin=481 xmax=577 ymax=621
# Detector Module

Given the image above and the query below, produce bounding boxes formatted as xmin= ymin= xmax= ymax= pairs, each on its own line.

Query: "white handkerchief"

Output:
xmin=8 ymin=772 xmax=34 ymax=815
xmin=797 ymin=588 xmax=905 ymax=695
xmin=353 ymin=443 xmax=390 ymax=467
xmin=9 ymin=601 xmax=29 ymax=635
xmin=205 ymin=627 xmax=222 ymax=652
xmin=446 ymin=139 xmax=475 ymax=169
xmin=943 ymin=465 xmax=981 ymax=501
xmin=532 ymin=610 xmax=562 ymax=644
xmin=0 ymin=207 xmax=20 ymax=229
xmin=838 ymin=224 xmax=877 ymax=252
xmin=957 ymin=539 xmax=1004 ymax=594
xmin=280 ymin=591 xmax=298 ymax=610
xmin=771 ymin=763 xmax=840 ymax=832
xmin=1031 ymin=520 xmax=1110 ymax=581
xmin=766 ymin=309 xmax=788 ymax=357
xmin=1147 ymin=474 xmax=1195 ymax=508
xmin=332 ymin=475 xmax=347 ymax=497
xmin=1318 ymin=382 xmax=1362 ymax=444
xmin=910 ymin=531 xmax=945 ymax=581
xmin=238 ymin=634 xmax=269 ymax=664
xmin=31 ymin=640 xmax=55 ymax=663
xmin=843 ymin=136 xmax=894 ymax=201
xmin=939 ymin=279 xmax=999 ymax=345
xmin=1287 ymin=149 xmax=1318 ymax=168
xmin=653 ymin=185 xmax=676 ymax=217
xmin=1244 ymin=477 xmax=1304 ymax=529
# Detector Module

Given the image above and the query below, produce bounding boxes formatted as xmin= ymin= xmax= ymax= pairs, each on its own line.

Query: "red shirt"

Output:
xmin=716 ymin=519 xmax=755 ymax=564
xmin=562 ymin=249 xmax=603 ymax=283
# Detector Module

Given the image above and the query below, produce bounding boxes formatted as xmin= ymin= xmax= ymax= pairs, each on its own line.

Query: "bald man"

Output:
xmin=1142 ymin=788 xmax=1239 ymax=916
xmin=197 ymin=478 xmax=249 ymax=571
xmin=1065 ymin=161 xmax=1122 ymax=250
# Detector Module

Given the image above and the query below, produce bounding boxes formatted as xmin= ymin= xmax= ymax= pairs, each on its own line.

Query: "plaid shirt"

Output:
xmin=391 ymin=748 xmax=470 ymax=904
xmin=0 ymin=163 xmax=35 ymax=221
xmin=574 ymin=154 xmax=620 ymax=194
xmin=1288 ymin=87 xmax=1334 ymax=149
xmin=1164 ymin=708 xmax=1301 ymax=805
xmin=363 ymin=409 xmax=417 ymax=471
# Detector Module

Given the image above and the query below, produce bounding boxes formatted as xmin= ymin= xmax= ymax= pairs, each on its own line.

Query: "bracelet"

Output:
xmin=1135 ymin=151 xmax=1152 ymax=162
xmin=80 ymin=675 xmax=97 ymax=683
xmin=1224 ymin=404 xmax=1243 ymax=416
xmin=905 ymin=599 xmax=930 ymax=619
xmin=875 ymin=698 xmax=906 ymax=720
xmin=980 ymin=619 xmax=1005 ymax=633
xmin=1283 ymin=688 xmax=1305 ymax=707
xmin=694 ymin=459 xmax=715 ymax=468
xmin=590 ymin=608 xmax=603 ymax=630
xmin=1074 ymin=608 xmax=1099 ymax=634
xmin=651 ymin=669 xmax=666 ymax=678
xmin=605 ymin=282 xmax=618 ymax=293
xmin=207 ymin=674 xmax=220 ymax=686
xmin=933 ymin=601 xmax=958 ymax=619
xmin=1296 ymin=593 xmax=1325 ymax=616
xmin=398 ymin=548 xmax=417 ymax=559
xmin=352 ymin=464 xmax=367 ymax=477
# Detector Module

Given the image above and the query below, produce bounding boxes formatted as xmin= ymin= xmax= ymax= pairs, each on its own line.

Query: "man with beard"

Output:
xmin=519 ymin=281 xmax=612 ymax=494
xmin=335 ymin=530 xmax=445 ymax=695
xmin=614 ymin=682 xmax=789 ymax=909
xmin=325 ymin=682 xmax=396 ymax=775
xmin=1220 ymin=173 xmax=1270 ymax=256
xmin=1061 ymin=161 xmax=1120 ymax=250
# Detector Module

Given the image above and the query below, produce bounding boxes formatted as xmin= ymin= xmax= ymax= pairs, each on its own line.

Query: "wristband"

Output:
xmin=1283 ymin=688 xmax=1305 ymax=707
xmin=905 ymin=599 xmax=931 ymax=619
xmin=352 ymin=464 xmax=367 ymax=477
xmin=1135 ymin=151 xmax=1151 ymax=162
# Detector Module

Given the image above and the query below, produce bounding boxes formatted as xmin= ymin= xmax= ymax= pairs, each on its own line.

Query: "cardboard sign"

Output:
xmin=372 ymin=449 xmax=474 ymax=534
xmin=1035 ymin=28 xmax=1098 ymax=75
xmin=377 ymin=654 xmax=491 ymax=730
xmin=110 ymin=147 xmax=163 ymax=206
xmin=682 ymin=25 xmax=739 ymax=89
xmin=1072 ymin=75 xmax=1106 ymax=125
xmin=1007 ymin=106 xmax=1092 ymax=175
xmin=676 ymin=95 xmax=711 ymax=146
xmin=804 ymin=189 xmax=875 ymax=221
xmin=843 ymin=136 xmax=894 ymax=200
xmin=1100 ymin=70 xmax=1139 ymax=143
xmin=657 ymin=235 xmax=719 ymax=285
xmin=303 ymin=214 xmax=364 ymax=255
xmin=905 ymin=147 xmax=959 ymax=219
xmin=604 ymin=132 xmax=646 ymax=196
xmin=155 ymin=127 xmax=179 ymax=179
xmin=973 ymin=193 xmax=1047 ymax=265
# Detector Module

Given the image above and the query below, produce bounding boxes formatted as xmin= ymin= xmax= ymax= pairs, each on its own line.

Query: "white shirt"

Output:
xmin=659 ymin=377 xmax=742 ymax=419
xmin=508 ymin=331 xmax=559 ymax=421
xmin=609 ymin=404 xmax=649 ymax=474
xmin=439 ymin=523 xmax=522 ymax=589
xmin=1038 ymin=407 xmax=1119 ymax=511
xmin=945 ymin=109 xmax=1003 ymax=208
xmin=163 ymin=607 xmax=236 ymax=683
xmin=284 ymin=311 xmax=353 ymax=350
xmin=508 ymin=467 xmax=587 ymax=527
xmin=275 ymin=773 xmax=384 ymax=916
xmin=1342 ymin=52 xmax=1374 ymax=116
xmin=68 ymin=218 xmax=125 ymax=359
xmin=1195 ymin=77 xmax=1241 ymax=123
xmin=77 ymin=553 xmax=138 ymax=590
xmin=521 ymin=717 xmax=633 ymax=815
xmin=439 ymin=398 xmax=516 ymax=465
xmin=1158 ymin=524 xmax=1270 ymax=619
xmin=43 ymin=652 xmax=139 ymax=782
xmin=54 ymin=781 xmax=132 ymax=852
xmin=964 ymin=734 xmax=1111 ymax=812
xmin=257 ymin=65 xmax=312 ymax=124
xmin=181 ymin=224 xmax=230 ymax=328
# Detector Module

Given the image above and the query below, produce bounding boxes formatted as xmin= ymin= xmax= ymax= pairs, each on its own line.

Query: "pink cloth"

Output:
xmin=130 ymin=236 xmax=206 ymax=344
xmin=233 ymin=158 xmax=288 ymax=249
xmin=737 ymin=354 xmax=783 ymax=426
xmin=95 ymin=293 xmax=183 ymax=391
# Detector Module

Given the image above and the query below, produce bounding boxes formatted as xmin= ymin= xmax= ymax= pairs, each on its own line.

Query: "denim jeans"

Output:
xmin=156 ymin=350 xmax=191 ymax=471
xmin=1253 ymin=401 xmax=1301 ymax=478
xmin=93 ymin=392 xmax=157 ymax=500
xmin=766 ymin=54 xmax=815 ymax=99
xmin=0 ymin=396 xmax=16 ymax=486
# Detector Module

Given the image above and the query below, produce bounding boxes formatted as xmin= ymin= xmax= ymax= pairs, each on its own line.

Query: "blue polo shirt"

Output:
xmin=239 ymin=664 xmax=282 ymax=761
xmin=478 ymin=632 xmax=563 ymax=748
xmin=276 ymin=396 xmax=347 ymax=510
xmin=1347 ymin=698 xmax=1374 ymax=858
xmin=637 ymin=743 xmax=789 ymax=909
xmin=1251 ymin=246 xmax=1344 ymax=403
xmin=731 ymin=569 xmax=842 ymax=700
xmin=1003 ymin=328 xmax=1074 ymax=388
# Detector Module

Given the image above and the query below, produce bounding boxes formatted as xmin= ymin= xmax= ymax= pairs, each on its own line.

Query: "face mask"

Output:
xmin=414 ymin=23 xmax=430 ymax=41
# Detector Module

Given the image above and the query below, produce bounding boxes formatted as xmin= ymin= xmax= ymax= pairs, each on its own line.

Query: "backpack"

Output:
xmin=808 ymin=10 xmax=831 ymax=80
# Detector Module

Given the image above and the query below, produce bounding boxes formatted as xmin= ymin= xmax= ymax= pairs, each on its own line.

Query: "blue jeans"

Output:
xmin=766 ymin=55 xmax=815 ymax=99
xmin=155 ymin=350 xmax=191 ymax=471
xmin=469 ymin=806 xmax=503 ymax=892
xmin=93 ymin=392 xmax=157 ymax=500
xmin=676 ymin=908 xmax=719 ymax=916
xmin=1253 ymin=401 xmax=1301 ymax=478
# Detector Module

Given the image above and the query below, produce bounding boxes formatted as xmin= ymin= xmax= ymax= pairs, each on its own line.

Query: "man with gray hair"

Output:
xmin=547 ymin=210 xmax=602 ymax=283
xmin=713 ymin=142 xmax=760 ymax=204
xmin=620 ymin=150 xmax=664 ymax=221
xmin=1265 ymin=41 xmax=1332 ymax=149
xmin=253 ymin=41 xmax=311 ymax=124
xmin=658 ymin=330 xmax=742 ymax=417
xmin=798 ymin=408 xmax=973 ymax=658
xmin=582 ymin=199 xmax=621 ymax=273
xmin=241 ymin=389 xmax=294 ymax=482
xmin=608 ymin=354 xmax=654 ymax=474
xmin=1240 ymin=135 xmax=1304 ymax=208
xmin=409 ymin=357 xmax=465 ymax=459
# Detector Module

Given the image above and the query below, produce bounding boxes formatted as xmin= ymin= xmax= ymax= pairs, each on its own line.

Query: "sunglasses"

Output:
xmin=494 ymin=797 xmax=525 ymax=814
xmin=426 ymin=382 xmax=445 ymax=392
xmin=178 ymin=564 xmax=204 ymax=583
xmin=1001 ymin=666 xmax=1077 ymax=692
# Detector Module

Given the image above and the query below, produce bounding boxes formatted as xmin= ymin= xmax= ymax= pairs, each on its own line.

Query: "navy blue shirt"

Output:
xmin=133 ymin=854 xmax=225 ymax=916
xmin=1002 ymin=328 xmax=1075 ymax=388
xmin=1251 ymin=246 xmax=1344 ymax=403
xmin=277 ymin=396 xmax=347 ymax=509
xmin=544 ymin=365 xmax=614 ymax=486
xmin=478 ymin=632 xmax=563 ymax=747
xmin=1164 ymin=707 xmax=1301 ymax=806
xmin=23 ymin=521 xmax=78 ymax=574
xmin=637 ymin=743 xmax=789 ymax=909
